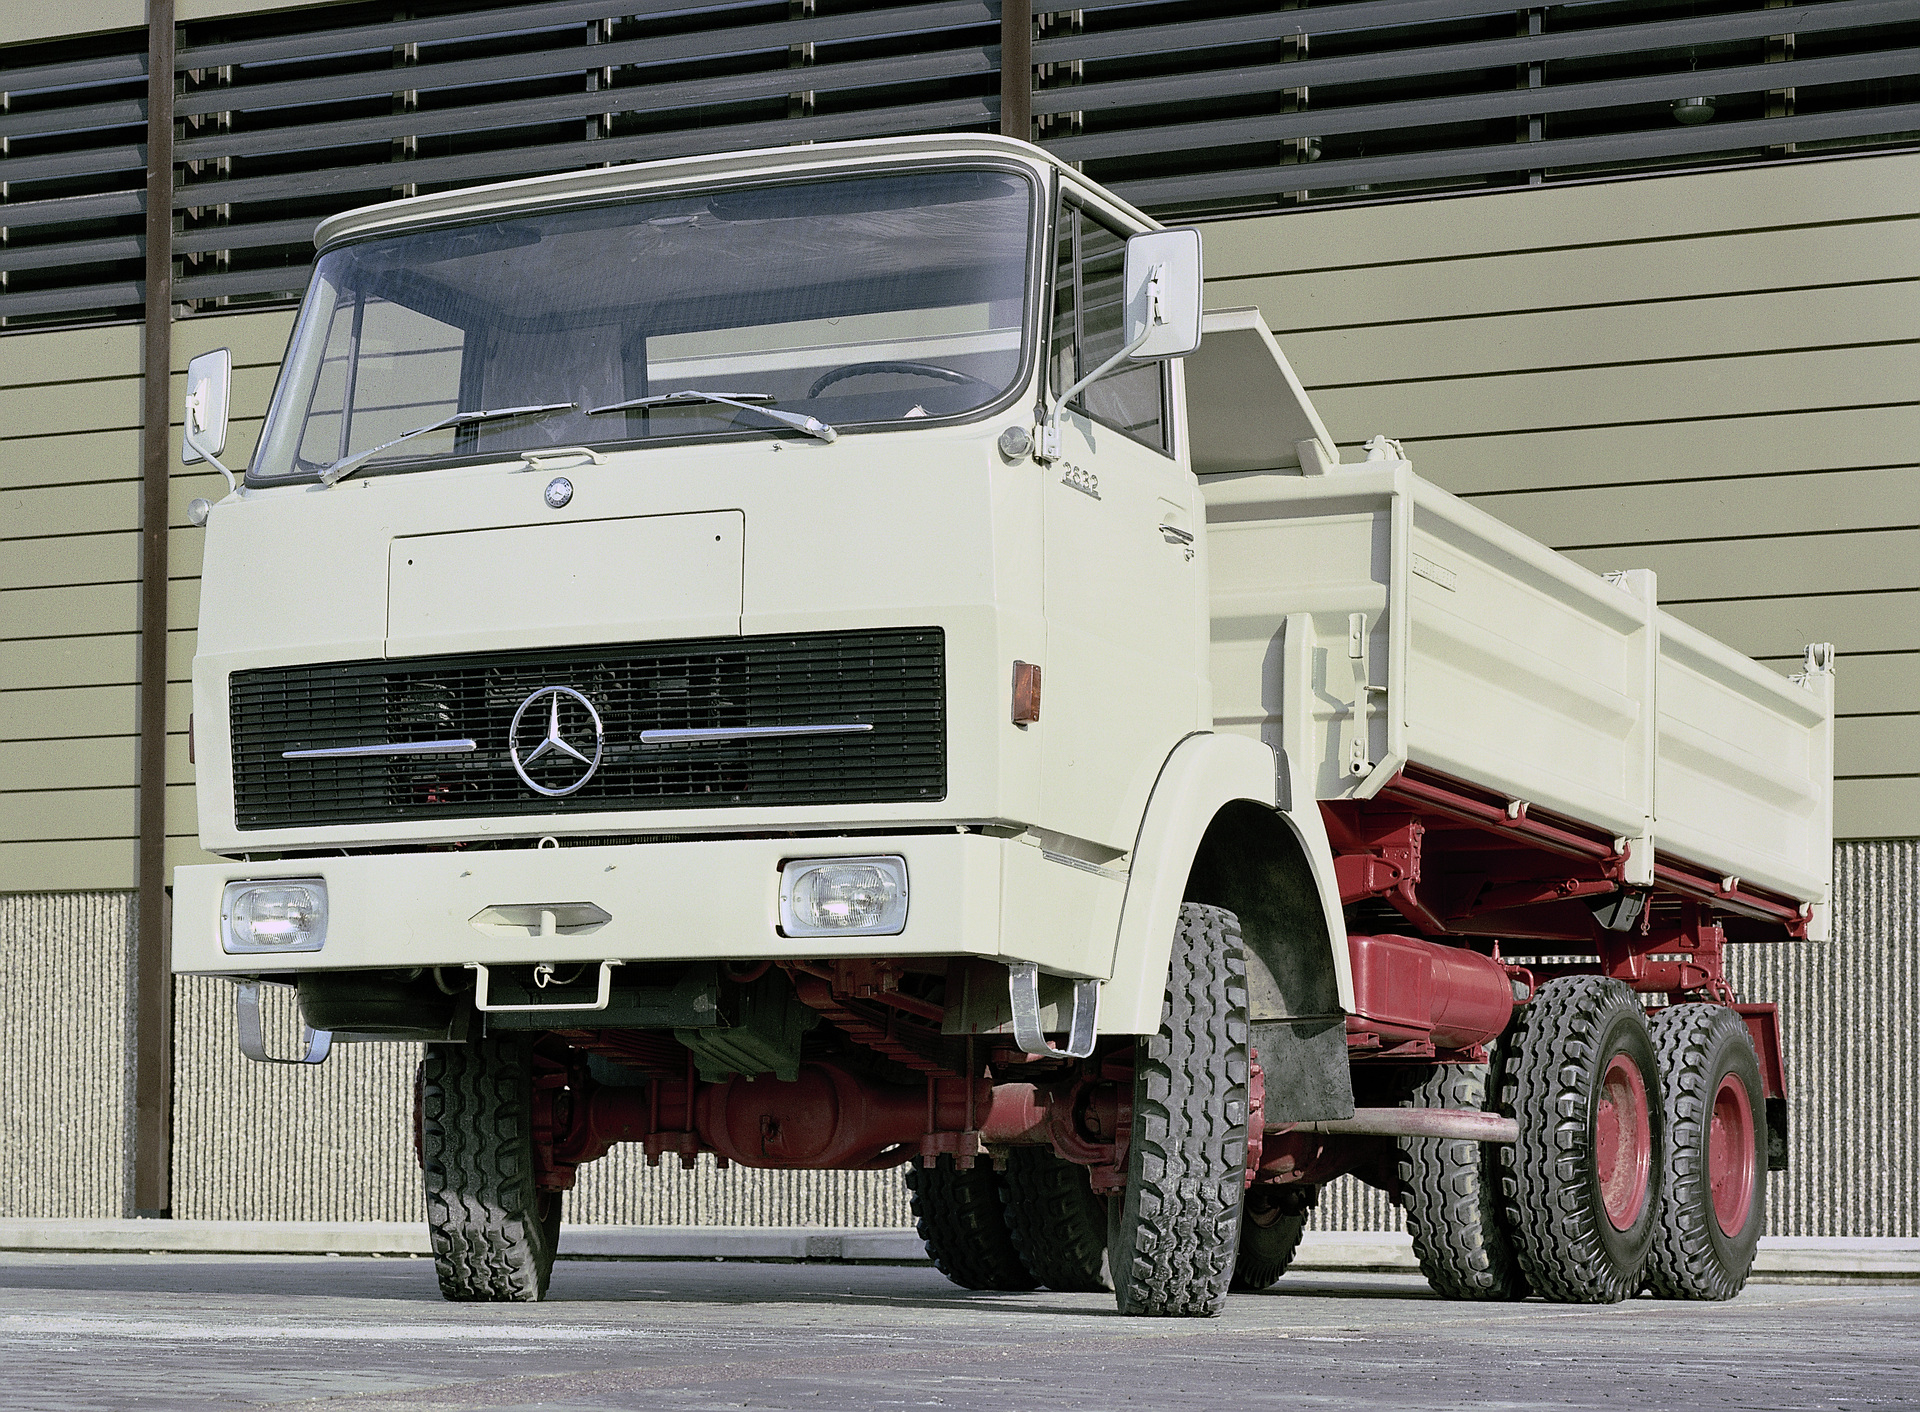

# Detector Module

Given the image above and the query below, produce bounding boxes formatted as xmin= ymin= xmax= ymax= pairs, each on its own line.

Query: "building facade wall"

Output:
xmin=0 ymin=140 xmax=1912 ymax=1233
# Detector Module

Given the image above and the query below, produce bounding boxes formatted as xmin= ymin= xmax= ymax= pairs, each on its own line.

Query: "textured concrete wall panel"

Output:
xmin=568 ymin=1151 xmax=911 ymax=1229
xmin=1727 ymin=839 xmax=1919 ymax=1238
xmin=0 ymin=892 xmax=135 ymax=1218
xmin=171 ymin=976 xmax=421 ymax=1222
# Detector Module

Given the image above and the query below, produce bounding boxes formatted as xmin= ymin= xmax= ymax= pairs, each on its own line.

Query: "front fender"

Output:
xmin=1099 ymin=732 xmax=1351 ymax=1035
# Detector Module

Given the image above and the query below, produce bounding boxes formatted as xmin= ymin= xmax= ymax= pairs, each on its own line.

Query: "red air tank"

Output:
xmin=1345 ymin=933 xmax=1519 ymax=1050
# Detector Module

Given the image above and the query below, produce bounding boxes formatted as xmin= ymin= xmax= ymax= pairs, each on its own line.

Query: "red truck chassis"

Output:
xmin=474 ymin=767 xmax=1788 ymax=1215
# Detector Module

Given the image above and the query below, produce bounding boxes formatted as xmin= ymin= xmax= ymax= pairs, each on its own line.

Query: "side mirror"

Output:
xmin=1123 ymin=228 xmax=1203 ymax=362
xmin=182 ymin=348 xmax=232 ymax=465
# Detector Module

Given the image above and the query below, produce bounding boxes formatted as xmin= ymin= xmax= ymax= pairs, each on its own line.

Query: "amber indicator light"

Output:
xmin=1011 ymin=661 xmax=1042 ymax=725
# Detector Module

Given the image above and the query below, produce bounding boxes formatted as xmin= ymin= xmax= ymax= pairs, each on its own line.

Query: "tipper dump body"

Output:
xmin=169 ymin=134 xmax=1830 ymax=1318
xmin=1204 ymin=457 xmax=1833 ymax=931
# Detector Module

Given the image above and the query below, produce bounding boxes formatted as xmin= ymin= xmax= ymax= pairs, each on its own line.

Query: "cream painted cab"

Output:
xmin=172 ymin=135 xmax=1292 ymax=1038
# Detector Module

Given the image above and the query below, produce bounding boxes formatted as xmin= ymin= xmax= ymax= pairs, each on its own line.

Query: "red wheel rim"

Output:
xmin=1595 ymin=1052 xmax=1652 ymax=1231
xmin=1708 ymin=1072 xmax=1758 ymax=1236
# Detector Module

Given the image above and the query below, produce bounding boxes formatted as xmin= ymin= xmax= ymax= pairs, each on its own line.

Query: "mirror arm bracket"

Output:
xmin=183 ymin=421 xmax=238 ymax=495
xmin=1036 ymin=268 xmax=1164 ymax=464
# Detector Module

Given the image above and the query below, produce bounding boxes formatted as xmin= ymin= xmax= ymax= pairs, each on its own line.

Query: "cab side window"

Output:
xmin=1049 ymin=200 xmax=1169 ymax=455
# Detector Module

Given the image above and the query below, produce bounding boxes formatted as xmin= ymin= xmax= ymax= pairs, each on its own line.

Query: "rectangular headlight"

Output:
xmin=779 ymin=856 xmax=908 ymax=938
xmin=222 ymin=879 xmax=328 ymax=954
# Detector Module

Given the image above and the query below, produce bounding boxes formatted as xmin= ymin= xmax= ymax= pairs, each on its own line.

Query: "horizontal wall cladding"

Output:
xmin=1201 ymin=150 xmax=1920 ymax=839
xmin=0 ymin=308 xmax=291 ymax=894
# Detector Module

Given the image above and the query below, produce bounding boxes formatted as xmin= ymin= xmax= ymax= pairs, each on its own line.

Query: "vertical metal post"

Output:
xmin=135 ymin=0 xmax=177 ymax=1220
xmin=999 ymin=0 xmax=1032 ymax=141
xmin=1517 ymin=7 xmax=1544 ymax=185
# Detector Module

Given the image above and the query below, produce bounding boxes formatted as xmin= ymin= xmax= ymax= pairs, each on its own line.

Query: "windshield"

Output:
xmin=248 ymin=167 xmax=1037 ymax=484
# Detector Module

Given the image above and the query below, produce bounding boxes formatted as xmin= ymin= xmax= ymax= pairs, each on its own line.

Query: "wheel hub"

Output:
xmin=1594 ymin=1052 xmax=1652 ymax=1231
xmin=1707 ymin=1071 xmax=1758 ymax=1235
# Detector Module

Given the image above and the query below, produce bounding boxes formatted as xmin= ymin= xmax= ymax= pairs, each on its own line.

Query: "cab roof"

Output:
xmin=313 ymin=134 xmax=1154 ymax=251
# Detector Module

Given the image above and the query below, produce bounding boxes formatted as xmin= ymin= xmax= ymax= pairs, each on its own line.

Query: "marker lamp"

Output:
xmin=222 ymin=880 xmax=328 ymax=954
xmin=779 ymin=856 xmax=908 ymax=937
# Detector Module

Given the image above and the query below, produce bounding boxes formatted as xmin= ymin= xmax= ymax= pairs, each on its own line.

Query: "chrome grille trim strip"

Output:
xmin=282 ymin=739 xmax=477 ymax=759
xmin=638 ymin=723 xmax=873 ymax=746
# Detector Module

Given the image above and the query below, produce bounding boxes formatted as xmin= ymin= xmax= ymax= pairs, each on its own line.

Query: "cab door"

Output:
xmin=1040 ymin=198 xmax=1209 ymax=853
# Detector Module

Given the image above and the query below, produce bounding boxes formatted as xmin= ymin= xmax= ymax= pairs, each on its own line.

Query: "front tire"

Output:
xmin=1400 ymin=1059 xmax=1528 ymax=1301
xmin=1499 ymin=976 xmax=1663 ymax=1304
xmin=1108 ymin=902 xmax=1251 ymax=1317
xmin=1645 ymin=1004 xmax=1767 ymax=1300
xmin=419 ymin=1035 xmax=562 ymax=1302
xmin=1232 ymin=1185 xmax=1312 ymax=1291
xmin=1001 ymin=1146 xmax=1110 ymax=1291
xmin=905 ymin=1156 xmax=1037 ymax=1291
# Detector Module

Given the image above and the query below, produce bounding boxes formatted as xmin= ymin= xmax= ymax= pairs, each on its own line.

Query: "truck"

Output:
xmin=171 ymin=134 xmax=1835 ymax=1317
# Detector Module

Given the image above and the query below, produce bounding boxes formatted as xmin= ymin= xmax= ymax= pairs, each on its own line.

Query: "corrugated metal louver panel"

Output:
xmin=1034 ymin=0 xmax=1920 ymax=217
xmin=1 ymin=0 xmax=1915 ymax=328
xmin=0 ymin=0 xmax=1003 ymax=327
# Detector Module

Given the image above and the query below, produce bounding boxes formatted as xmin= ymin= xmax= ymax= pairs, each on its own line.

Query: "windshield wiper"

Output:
xmin=318 ymin=402 xmax=578 ymax=486
xmin=587 ymin=390 xmax=838 ymax=445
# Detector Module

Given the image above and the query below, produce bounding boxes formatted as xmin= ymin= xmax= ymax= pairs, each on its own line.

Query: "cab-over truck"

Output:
xmin=172 ymin=135 xmax=1834 ymax=1316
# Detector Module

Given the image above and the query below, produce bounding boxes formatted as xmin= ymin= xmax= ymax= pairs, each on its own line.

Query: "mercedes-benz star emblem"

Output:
xmin=544 ymin=476 xmax=573 ymax=509
xmin=508 ymin=686 xmax=604 ymax=797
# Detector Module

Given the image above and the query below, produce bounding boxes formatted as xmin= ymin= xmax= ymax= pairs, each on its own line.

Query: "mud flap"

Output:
xmin=1251 ymin=1015 xmax=1354 ymax=1123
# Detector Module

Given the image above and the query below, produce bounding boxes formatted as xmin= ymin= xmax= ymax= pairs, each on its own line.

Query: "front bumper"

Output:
xmin=171 ymin=832 xmax=1127 ymax=987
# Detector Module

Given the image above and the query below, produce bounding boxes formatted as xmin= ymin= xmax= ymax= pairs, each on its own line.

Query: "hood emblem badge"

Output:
xmin=509 ymin=686 xmax=604 ymax=797
xmin=544 ymin=476 xmax=573 ymax=509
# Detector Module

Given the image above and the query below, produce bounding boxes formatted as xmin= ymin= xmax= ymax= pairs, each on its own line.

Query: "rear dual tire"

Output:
xmin=1231 ymin=1185 xmax=1311 ymax=1291
xmin=1645 ymin=1004 xmax=1767 ymax=1300
xmin=1499 ymin=976 xmax=1664 ymax=1304
xmin=1400 ymin=1058 xmax=1528 ymax=1301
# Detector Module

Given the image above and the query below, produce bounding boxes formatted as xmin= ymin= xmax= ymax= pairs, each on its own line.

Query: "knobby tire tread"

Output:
xmin=906 ymin=1156 xmax=1038 ymax=1291
xmin=1400 ymin=1059 xmax=1528 ymax=1301
xmin=1497 ymin=975 xmax=1661 ymax=1304
xmin=1645 ymin=1004 xmax=1766 ymax=1301
xmin=419 ymin=1035 xmax=559 ymax=1303
xmin=1001 ymin=1146 xmax=1110 ymax=1292
xmin=1111 ymin=902 xmax=1250 ymax=1317
xmin=1231 ymin=1186 xmax=1311 ymax=1291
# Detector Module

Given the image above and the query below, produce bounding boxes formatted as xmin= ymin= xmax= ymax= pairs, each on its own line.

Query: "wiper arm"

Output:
xmin=318 ymin=402 xmax=577 ymax=486
xmin=587 ymin=390 xmax=837 ymax=445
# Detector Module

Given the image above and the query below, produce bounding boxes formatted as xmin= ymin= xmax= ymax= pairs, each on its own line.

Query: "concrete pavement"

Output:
xmin=1 ymin=1220 xmax=1913 ymax=1282
xmin=0 ymin=1252 xmax=1914 ymax=1411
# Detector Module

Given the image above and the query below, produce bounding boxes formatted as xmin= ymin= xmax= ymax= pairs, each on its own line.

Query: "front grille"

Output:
xmin=230 ymin=629 xmax=944 ymax=831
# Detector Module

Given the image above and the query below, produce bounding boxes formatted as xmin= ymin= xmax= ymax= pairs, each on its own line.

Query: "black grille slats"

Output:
xmin=229 ymin=629 xmax=945 ymax=831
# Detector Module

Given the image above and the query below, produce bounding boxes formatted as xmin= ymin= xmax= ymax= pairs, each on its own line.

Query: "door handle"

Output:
xmin=1158 ymin=523 xmax=1194 ymax=545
